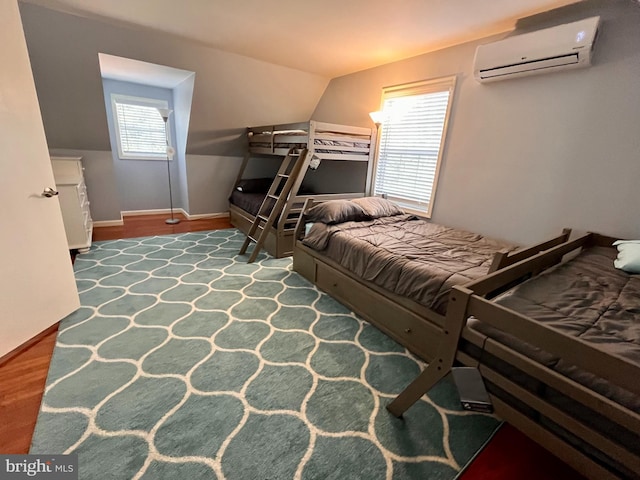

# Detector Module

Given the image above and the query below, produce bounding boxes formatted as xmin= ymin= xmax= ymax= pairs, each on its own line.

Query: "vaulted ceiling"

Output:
xmin=21 ymin=0 xmax=580 ymax=77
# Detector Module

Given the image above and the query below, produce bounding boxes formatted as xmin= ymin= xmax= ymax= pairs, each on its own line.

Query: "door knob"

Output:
xmin=42 ymin=187 xmax=59 ymax=198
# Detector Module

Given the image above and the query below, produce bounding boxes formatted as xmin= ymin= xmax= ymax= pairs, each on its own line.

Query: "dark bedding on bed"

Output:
xmin=468 ymin=246 xmax=640 ymax=412
xmin=302 ymin=215 xmax=515 ymax=314
xmin=229 ymin=190 xmax=274 ymax=217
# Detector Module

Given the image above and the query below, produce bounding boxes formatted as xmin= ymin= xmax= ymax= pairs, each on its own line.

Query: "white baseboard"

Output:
xmin=115 ymin=209 xmax=230 ymax=221
xmin=93 ymin=219 xmax=124 ymax=227
xmin=183 ymin=211 xmax=230 ymax=221
xmin=120 ymin=208 xmax=177 ymax=217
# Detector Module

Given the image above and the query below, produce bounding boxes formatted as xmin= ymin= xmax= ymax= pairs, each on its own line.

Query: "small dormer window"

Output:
xmin=111 ymin=94 xmax=171 ymax=160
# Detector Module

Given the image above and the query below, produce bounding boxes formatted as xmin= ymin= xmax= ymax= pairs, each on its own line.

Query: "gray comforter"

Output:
xmin=303 ymin=215 xmax=515 ymax=314
xmin=469 ymin=246 xmax=640 ymax=411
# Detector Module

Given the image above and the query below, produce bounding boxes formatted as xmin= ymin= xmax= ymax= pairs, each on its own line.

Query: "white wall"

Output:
xmin=313 ymin=0 xmax=640 ymax=245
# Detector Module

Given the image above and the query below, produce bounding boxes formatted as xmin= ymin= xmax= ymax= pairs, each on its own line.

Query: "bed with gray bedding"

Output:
xmin=293 ymin=197 xmax=570 ymax=361
xmin=468 ymin=245 xmax=640 ymax=412
xmin=388 ymin=232 xmax=640 ymax=480
xmin=302 ymin=214 xmax=516 ymax=315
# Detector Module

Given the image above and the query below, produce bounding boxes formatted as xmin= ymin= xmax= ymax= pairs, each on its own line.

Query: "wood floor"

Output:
xmin=0 ymin=212 xmax=585 ymax=480
xmin=0 ymin=213 xmax=232 ymax=454
xmin=92 ymin=212 xmax=233 ymax=242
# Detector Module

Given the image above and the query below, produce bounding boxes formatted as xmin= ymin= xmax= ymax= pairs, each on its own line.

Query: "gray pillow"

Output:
xmin=352 ymin=197 xmax=404 ymax=218
xmin=305 ymin=200 xmax=369 ymax=224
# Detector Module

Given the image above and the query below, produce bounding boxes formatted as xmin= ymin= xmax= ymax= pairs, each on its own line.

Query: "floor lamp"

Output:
xmin=157 ymin=108 xmax=179 ymax=225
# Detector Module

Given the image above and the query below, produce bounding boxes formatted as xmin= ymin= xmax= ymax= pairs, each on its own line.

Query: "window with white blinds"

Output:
xmin=111 ymin=94 xmax=171 ymax=160
xmin=374 ymin=76 xmax=456 ymax=217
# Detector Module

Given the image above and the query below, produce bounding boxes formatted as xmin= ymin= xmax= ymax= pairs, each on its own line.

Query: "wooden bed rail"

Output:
xmin=386 ymin=229 xmax=621 ymax=418
xmin=467 ymin=232 xmax=594 ymax=297
xmin=247 ymin=120 xmax=372 ymax=137
xmin=464 ymin=294 xmax=640 ymax=397
xmin=294 ymin=198 xmax=316 ymax=242
xmin=247 ymin=122 xmax=309 ymax=134
xmin=488 ymin=228 xmax=572 ymax=273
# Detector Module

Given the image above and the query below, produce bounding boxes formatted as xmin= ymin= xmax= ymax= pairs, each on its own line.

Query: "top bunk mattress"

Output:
xmin=467 ymin=246 xmax=640 ymax=411
xmin=302 ymin=215 xmax=515 ymax=314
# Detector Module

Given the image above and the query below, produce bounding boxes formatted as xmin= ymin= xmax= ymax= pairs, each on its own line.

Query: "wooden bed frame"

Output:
xmin=387 ymin=232 xmax=639 ymax=480
xmin=292 ymin=198 xmax=571 ymax=362
xmin=230 ymin=121 xmax=375 ymax=259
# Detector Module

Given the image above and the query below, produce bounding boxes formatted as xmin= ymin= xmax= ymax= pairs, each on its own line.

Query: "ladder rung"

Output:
xmin=288 ymin=208 xmax=303 ymax=214
xmin=267 ymin=194 xmax=278 ymax=199
xmin=283 ymin=228 xmax=296 ymax=233
xmin=257 ymin=215 xmax=269 ymax=222
xmin=277 ymin=174 xmax=289 ymax=178
xmin=247 ymin=235 xmax=258 ymax=243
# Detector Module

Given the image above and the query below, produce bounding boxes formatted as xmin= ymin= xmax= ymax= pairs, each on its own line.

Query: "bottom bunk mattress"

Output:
xmin=229 ymin=178 xmax=314 ymax=220
xmin=302 ymin=213 xmax=515 ymax=314
xmin=466 ymin=246 xmax=640 ymax=412
xmin=229 ymin=190 xmax=273 ymax=218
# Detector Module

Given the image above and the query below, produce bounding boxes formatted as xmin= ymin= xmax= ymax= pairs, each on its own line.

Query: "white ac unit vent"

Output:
xmin=473 ymin=16 xmax=600 ymax=83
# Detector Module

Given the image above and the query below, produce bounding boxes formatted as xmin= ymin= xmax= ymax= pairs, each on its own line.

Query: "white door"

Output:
xmin=0 ymin=0 xmax=79 ymax=358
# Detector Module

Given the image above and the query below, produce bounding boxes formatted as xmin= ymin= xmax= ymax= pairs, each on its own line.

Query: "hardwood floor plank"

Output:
xmin=92 ymin=214 xmax=232 ymax=242
xmin=0 ymin=213 xmax=232 ymax=454
xmin=0 ymin=329 xmax=57 ymax=453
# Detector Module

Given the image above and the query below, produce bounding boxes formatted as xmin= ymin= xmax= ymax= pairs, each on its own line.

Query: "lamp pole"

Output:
xmin=158 ymin=108 xmax=179 ymax=225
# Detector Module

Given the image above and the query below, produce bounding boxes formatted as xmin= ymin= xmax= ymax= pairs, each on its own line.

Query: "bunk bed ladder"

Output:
xmin=239 ymin=148 xmax=309 ymax=263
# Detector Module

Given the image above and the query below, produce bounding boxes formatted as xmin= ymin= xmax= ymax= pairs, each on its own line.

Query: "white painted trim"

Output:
xmin=92 ymin=219 xmax=124 ymax=227
xmin=183 ymin=211 xmax=230 ymax=221
xmin=121 ymin=208 xmax=177 ymax=217
xmin=119 ymin=208 xmax=229 ymax=221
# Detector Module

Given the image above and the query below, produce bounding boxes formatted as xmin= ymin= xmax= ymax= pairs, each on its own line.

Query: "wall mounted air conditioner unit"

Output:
xmin=473 ymin=16 xmax=600 ymax=83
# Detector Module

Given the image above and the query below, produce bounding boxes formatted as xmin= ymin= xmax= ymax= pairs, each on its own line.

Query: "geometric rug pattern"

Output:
xmin=30 ymin=229 xmax=499 ymax=479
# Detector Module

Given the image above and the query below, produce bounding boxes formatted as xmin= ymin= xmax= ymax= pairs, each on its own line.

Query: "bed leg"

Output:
xmin=388 ymin=286 xmax=472 ymax=417
xmin=386 ymin=364 xmax=448 ymax=417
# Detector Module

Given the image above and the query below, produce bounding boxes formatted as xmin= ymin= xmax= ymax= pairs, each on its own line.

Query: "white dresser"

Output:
xmin=51 ymin=156 xmax=93 ymax=253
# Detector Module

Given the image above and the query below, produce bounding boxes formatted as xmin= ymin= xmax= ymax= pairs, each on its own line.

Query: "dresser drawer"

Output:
xmin=51 ymin=156 xmax=84 ymax=184
xmin=315 ymin=262 xmax=441 ymax=360
xmin=51 ymin=156 xmax=92 ymax=252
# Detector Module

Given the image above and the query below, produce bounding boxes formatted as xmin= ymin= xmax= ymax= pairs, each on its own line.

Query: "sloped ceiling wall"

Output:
xmin=18 ymin=1 xmax=329 ymax=156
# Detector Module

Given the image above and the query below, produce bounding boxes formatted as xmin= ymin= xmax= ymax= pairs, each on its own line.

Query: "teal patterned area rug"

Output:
xmin=31 ymin=229 xmax=499 ymax=479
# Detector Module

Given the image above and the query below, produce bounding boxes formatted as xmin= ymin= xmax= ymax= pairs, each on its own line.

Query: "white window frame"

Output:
xmin=110 ymin=94 xmax=172 ymax=161
xmin=372 ymin=75 xmax=456 ymax=218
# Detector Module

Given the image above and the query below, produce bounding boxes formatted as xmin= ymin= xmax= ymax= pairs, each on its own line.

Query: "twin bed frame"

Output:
xmin=292 ymin=198 xmax=571 ymax=362
xmin=229 ymin=121 xmax=375 ymax=259
xmin=386 ymin=232 xmax=639 ymax=480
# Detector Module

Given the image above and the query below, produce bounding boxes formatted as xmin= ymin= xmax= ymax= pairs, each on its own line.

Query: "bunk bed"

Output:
xmin=387 ymin=232 xmax=640 ymax=480
xmin=230 ymin=120 xmax=375 ymax=260
xmin=292 ymin=196 xmax=571 ymax=361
